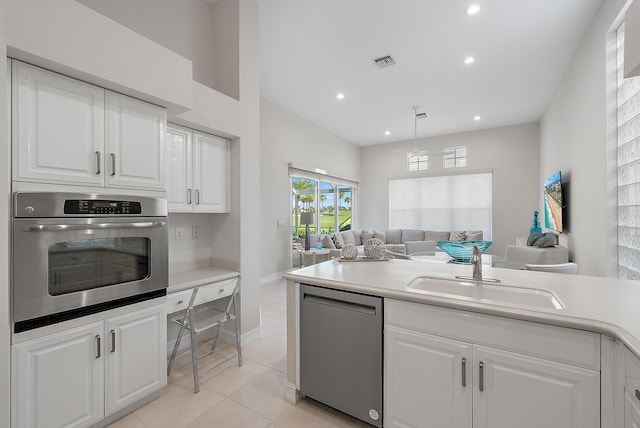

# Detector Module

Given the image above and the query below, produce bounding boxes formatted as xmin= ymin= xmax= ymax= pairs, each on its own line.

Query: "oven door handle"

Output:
xmin=25 ymin=221 xmax=167 ymax=232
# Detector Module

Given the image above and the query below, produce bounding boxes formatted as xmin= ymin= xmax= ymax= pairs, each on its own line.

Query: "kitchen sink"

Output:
xmin=406 ymin=276 xmax=565 ymax=310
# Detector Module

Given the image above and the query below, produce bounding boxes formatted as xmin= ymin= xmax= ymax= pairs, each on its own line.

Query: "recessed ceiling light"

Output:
xmin=474 ymin=115 xmax=481 ymax=121
xmin=463 ymin=56 xmax=475 ymax=65
xmin=465 ymin=4 xmax=481 ymax=15
xmin=385 ymin=131 xmax=390 ymax=135
xmin=336 ymin=93 xmax=345 ymax=100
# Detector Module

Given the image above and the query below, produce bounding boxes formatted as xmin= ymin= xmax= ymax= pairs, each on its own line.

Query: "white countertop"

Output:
xmin=168 ymin=267 xmax=239 ymax=294
xmin=283 ymin=258 xmax=640 ymax=358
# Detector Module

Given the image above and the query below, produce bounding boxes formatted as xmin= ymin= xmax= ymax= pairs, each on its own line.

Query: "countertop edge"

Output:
xmin=169 ymin=268 xmax=240 ymax=294
xmin=283 ymin=271 xmax=640 ymax=360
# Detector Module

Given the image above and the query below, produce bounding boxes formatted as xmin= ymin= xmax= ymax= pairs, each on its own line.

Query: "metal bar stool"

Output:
xmin=167 ymin=281 xmax=242 ymax=393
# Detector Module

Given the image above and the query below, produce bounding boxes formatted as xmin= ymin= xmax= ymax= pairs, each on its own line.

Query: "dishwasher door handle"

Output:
xmin=302 ymin=293 xmax=377 ymax=315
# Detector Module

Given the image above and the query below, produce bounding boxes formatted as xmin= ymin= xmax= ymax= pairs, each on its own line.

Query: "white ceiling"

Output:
xmin=258 ymin=0 xmax=604 ymax=146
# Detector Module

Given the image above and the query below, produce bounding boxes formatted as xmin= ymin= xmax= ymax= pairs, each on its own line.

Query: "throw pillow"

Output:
xmin=351 ymin=228 xmax=363 ymax=245
xmin=465 ymin=231 xmax=483 ymax=241
xmin=321 ymin=235 xmax=336 ymax=249
xmin=362 ymin=230 xmax=374 ymax=242
xmin=331 ymin=233 xmax=345 ymax=249
xmin=449 ymin=231 xmax=466 ymax=241
xmin=340 ymin=230 xmax=357 ymax=246
xmin=385 ymin=229 xmax=402 ymax=244
xmin=374 ymin=230 xmax=386 ymax=243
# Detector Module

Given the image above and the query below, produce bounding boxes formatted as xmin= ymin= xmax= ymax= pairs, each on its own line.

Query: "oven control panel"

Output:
xmin=64 ymin=199 xmax=142 ymax=215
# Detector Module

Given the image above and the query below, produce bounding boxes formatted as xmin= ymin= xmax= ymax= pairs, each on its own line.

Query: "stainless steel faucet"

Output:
xmin=470 ymin=244 xmax=482 ymax=281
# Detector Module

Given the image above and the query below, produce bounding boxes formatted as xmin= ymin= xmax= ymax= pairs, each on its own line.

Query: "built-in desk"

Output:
xmin=166 ymin=267 xmax=240 ymax=354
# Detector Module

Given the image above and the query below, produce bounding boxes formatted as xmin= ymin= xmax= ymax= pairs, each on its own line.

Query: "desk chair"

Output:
xmin=167 ymin=281 xmax=242 ymax=393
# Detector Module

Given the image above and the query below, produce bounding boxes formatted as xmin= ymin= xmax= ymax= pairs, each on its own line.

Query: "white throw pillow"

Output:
xmin=340 ymin=230 xmax=357 ymax=246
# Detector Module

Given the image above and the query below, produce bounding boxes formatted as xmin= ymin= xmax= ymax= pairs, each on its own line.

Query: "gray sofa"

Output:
xmin=308 ymin=228 xmax=484 ymax=259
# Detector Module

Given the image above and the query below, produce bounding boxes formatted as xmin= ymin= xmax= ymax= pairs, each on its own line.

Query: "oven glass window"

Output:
xmin=48 ymin=237 xmax=151 ymax=295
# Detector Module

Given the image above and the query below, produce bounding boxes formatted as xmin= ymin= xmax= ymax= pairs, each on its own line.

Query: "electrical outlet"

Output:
xmin=192 ymin=226 xmax=200 ymax=239
xmin=175 ymin=227 xmax=184 ymax=240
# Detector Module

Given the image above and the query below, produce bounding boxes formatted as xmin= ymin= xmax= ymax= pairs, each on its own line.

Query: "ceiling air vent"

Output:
xmin=373 ymin=55 xmax=396 ymax=69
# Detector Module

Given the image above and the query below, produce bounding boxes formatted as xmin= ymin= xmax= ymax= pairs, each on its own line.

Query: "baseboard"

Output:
xmin=241 ymin=325 xmax=261 ymax=344
xmin=260 ymin=272 xmax=284 ymax=285
xmin=284 ymin=381 xmax=301 ymax=404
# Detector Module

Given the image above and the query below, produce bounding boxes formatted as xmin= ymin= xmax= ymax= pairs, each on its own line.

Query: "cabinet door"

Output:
xmin=473 ymin=346 xmax=600 ymax=428
xmin=165 ymin=124 xmax=193 ymax=212
xmin=12 ymin=61 xmax=105 ymax=186
xmin=105 ymin=91 xmax=166 ymax=190
xmin=384 ymin=325 xmax=472 ymax=428
xmin=625 ymin=380 xmax=640 ymax=428
xmin=193 ymin=131 xmax=230 ymax=212
xmin=105 ymin=304 xmax=167 ymax=415
xmin=12 ymin=322 xmax=104 ymax=428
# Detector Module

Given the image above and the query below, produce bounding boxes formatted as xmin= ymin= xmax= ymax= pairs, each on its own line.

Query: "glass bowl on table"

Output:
xmin=436 ymin=240 xmax=492 ymax=264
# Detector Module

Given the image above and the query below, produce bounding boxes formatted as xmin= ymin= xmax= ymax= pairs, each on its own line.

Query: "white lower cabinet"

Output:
xmin=624 ymin=380 xmax=640 ymax=428
xmin=385 ymin=325 xmax=471 ymax=428
xmin=384 ymin=299 xmax=600 ymax=428
xmin=12 ymin=304 xmax=166 ymax=428
xmin=620 ymin=344 xmax=640 ymax=428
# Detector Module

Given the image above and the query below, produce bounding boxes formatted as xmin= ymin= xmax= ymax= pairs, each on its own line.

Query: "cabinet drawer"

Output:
xmin=167 ymin=278 xmax=237 ymax=314
xmin=167 ymin=289 xmax=192 ymax=313
xmin=385 ymin=299 xmax=600 ymax=370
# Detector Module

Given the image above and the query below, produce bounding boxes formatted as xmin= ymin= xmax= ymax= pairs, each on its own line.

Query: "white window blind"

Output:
xmin=617 ymin=22 xmax=640 ymax=279
xmin=389 ymin=172 xmax=492 ymax=239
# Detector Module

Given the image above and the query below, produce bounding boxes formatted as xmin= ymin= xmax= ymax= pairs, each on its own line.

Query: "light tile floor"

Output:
xmin=109 ymin=279 xmax=368 ymax=428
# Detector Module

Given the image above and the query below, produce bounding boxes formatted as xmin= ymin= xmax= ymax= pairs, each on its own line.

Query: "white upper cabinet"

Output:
xmin=165 ymin=124 xmax=230 ymax=213
xmin=165 ymin=124 xmax=193 ymax=211
xmin=12 ymin=61 xmax=105 ymax=186
xmin=193 ymin=131 xmax=229 ymax=212
xmin=12 ymin=61 xmax=166 ymax=191
xmin=105 ymin=91 xmax=165 ymax=190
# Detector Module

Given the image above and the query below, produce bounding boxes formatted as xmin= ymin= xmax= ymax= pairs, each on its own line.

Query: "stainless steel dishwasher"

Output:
xmin=300 ymin=283 xmax=383 ymax=427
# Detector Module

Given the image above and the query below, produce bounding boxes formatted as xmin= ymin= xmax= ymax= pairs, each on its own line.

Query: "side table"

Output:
xmin=298 ymin=248 xmax=331 ymax=267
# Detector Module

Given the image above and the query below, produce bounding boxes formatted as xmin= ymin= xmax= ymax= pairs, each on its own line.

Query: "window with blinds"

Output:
xmin=617 ymin=22 xmax=640 ymax=280
xmin=388 ymin=172 xmax=492 ymax=239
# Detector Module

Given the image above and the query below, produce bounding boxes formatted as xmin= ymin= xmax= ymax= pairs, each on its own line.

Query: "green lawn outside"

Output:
xmin=292 ymin=212 xmax=351 ymax=237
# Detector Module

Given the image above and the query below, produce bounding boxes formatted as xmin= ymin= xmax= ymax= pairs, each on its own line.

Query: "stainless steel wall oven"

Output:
xmin=12 ymin=192 xmax=168 ymax=332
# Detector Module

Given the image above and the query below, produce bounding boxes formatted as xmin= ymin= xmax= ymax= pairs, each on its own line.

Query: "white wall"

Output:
xmin=78 ymin=0 xmax=240 ymax=100
xmin=5 ymin=0 xmax=194 ymax=112
xmin=359 ymin=123 xmax=540 ymax=258
xmin=540 ymin=0 xmax=627 ymax=277
xmin=260 ymin=98 xmax=361 ymax=278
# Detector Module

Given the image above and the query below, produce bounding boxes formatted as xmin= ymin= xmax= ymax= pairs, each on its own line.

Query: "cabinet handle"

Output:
xmin=110 ymin=329 xmax=116 ymax=353
xmin=479 ymin=362 xmax=484 ymax=392
xmin=95 ymin=335 xmax=101 ymax=359
xmin=95 ymin=151 xmax=101 ymax=175
xmin=195 ymin=189 xmax=200 ymax=205
xmin=110 ymin=153 xmax=116 ymax=176
xmin=461 ymin=357 xmax=467 ymax=387
xmin=636 ymin=389 xmax=640 ymax=402
xmin=187 ymin=189 xmax=192 ymax=204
